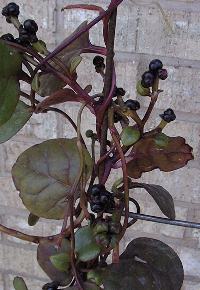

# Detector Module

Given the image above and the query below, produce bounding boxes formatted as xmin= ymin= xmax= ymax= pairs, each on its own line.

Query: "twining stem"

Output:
xmin=99 ymin=8 xmax=117 ymax=182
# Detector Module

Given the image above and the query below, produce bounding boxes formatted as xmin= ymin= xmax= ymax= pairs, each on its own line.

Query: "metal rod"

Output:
xmin=127 ymin=212 xmax=200 ymax=229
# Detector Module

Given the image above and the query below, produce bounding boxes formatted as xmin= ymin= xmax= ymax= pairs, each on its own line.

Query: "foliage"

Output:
xmin=0 ymin=0 xmax=195 ymax=289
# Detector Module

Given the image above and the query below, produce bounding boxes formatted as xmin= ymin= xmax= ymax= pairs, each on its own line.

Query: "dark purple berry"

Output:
xmin=2 ymin=3 xmax=20 ymax=17
xmin=160 ymin=108 xmax=176 ymax=123
xmin=91 ymin=202 xmax=104 ymax=213
xmin=141 ymin=71 xmax=155 ymax=88
xmin=125 ymin=99 xmax=140 ymax=111
xmin=114 ymin=112 xmax=123 ymax=123
xmin=0 ymin=33 xmax=15 ymax=42
xmin=24 ymin=19 xmax=38 ymax=34
xmin=93 ymin=55 xmax=104 ymax=66
xmin=149 ymin=59 xmax=163 ymax=73
xmin=90 ymin=184 xmax=105 ymax=196
xmin=29 ymin=33 xmax=38 ymax=43
xmin=158 ymin=68 xmax=168 ymax=80
xmin=115 ymin=87 xmax=126 ymax=97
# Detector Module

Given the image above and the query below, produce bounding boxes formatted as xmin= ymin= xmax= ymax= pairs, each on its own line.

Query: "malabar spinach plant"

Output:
xmin=0 ymin=1 xmax=194 ymax=290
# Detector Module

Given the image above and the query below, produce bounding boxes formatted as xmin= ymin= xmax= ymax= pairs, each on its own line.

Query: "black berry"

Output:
xmin=2 ymin=2 xmax=20 ymax=17
xmin=93 ymin=55 xmax=104 ymax=66
xmin=149 ymin=59 xmax=163 ymax=73
xmin=90 ymin=184 xmax=105 ymax=197
xmin=19 ymin=26 xmax=30 ymax=42
xmin=115 ymin=87 xmax=126 ymax=97
xmin=141 ymin=71 xmax=155 ymax=88
xmin=0 ymin=33 xmax=15 ymax=42
xmin=24 ymin=19 xmax=38 ymax=34
xmin=95 ymin=63 xmax=105 ymax=73
xmin=114 ymin=112 xmax=123 ymax=123
xmin=125 ymin=99 xmax=140 ymax=111
xmin=91 ymin=202 xmax=104 ymax=213
xmin=158 ymin=68 xmax=168 ymax=80
xmin=160 ymin=108 xmax=176 ymax=123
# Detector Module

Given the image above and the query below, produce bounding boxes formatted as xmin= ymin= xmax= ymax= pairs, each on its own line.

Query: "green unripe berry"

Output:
xmin=136 ymin=80 xmax=151 ymax=96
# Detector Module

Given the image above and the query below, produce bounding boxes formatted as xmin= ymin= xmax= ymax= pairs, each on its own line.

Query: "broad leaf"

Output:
xmin=12 ymin=138 xmax=92 ymax=219
xmin=37 ymin=239 xmax=72 ymax=286
xmin=34 ymin=22 xmax=90 ymax=96
xmin=0 ymin=40 xmax=22 ymax=78
xmin=13 ymin=277 xmax=28 ymax=290
xmin=120 ymin=237 xmax=184 ymax=290
xmin=75 ymin=226 xmax=101 ymax=262
xmin=126 ymin=134 xmax=193 ymax=178
xmin=121 ymin=127 xmax=140 ymax=147
xmin=28 ymin=213 xmax=40 ymax=226
xmin=0 ymin=77 xmax=20 ymax=126
xmin=50 ymin=252 xmax=70 ymax=272
xmin=0 ymin=101 xmax=32 ymax=143
xmin=131 ymin=182 xmax=175 ymax=219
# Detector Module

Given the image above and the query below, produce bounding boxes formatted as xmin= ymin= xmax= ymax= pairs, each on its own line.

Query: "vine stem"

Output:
xmin=99 ymin=8 xmax=117 ymax=182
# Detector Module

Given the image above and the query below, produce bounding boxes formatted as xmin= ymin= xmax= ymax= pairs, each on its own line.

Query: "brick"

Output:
xmin=181 ymin=281 xmax=200 ymax=290
xmin=179 ymin=247 xmax=200 ymax=278
xmin=136 ymin=5 xmax=200 ymax=61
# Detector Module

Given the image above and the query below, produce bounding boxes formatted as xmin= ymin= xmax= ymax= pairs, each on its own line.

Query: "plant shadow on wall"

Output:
xmin=0 ymin=1 xmax=194 ymax=290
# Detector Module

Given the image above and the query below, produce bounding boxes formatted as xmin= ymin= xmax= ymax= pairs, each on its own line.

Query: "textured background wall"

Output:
xmin=0 ymin=0 xmax=200 ymax=289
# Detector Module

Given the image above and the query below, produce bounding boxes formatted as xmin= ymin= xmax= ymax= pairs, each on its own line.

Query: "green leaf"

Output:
xmin=0 ymin=40 xmax=22 ymax=78
xmin=121 ymin=127 xmax=140 ymax=146
xmin=37 ymin=239 xmax=72 ymax=286
xmin=75 ymin=226 xmax=101 ymax=262
xmin=12 ymin=138 xmax=92 ymax=219
xmin=131 ymin=183 xmax=175 ymax=219
xmin=154 ymin=133 xmax=170 ymax=147
xmin=28 ymin=213 xmax=40 ymax=226
xmin=13 ymin=277 xmax=28 ymax=290
xmin=50 ymin=253 xmax=70 ymax=272
xmin=0 ymin=77 xmax=20 ymax=126
xmin=0 ymin=101 xmax=32 ymax=143
xmin=120 ymin=237 xmax=184 ymax=290
xmin=34 ymin=22 xmax=90 ymax=96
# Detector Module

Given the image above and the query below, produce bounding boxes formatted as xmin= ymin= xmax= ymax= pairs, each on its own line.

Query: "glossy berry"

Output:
xmin=90 ymin=184 xmax=106 ymax=196
xmin=24 ymin=19 xmax=38 ymax=33
xmin=2 ymin=3 xmax=20 ymax=17
xmin=114 ymin=112 xmax=123 ymax=123
xmin=0 ymin=33 xmax=15 ymax=42
xmin=95 ymin=63 xmax=105 ymax=73
xmin=158 ymin=68 xmax=168 ymax=80
xmin=19 ymin=26 xmax=30 ymax=42
xmin=141 ymin=71 xmax=155 ymax=88
xmin=160 ymin=108 xmax=176 ymax=123
xmin=90 ymin=202 xmax=103 ymax=213
xmin=125 ymin=99 xmax=140 ymax=111
xmin=93 ymin=55 xmax=104 ymax=66
xmin=115 ymin=87 xmax=126 ymax=97
xmin=149 ymin=59 xmax=163 ymax=73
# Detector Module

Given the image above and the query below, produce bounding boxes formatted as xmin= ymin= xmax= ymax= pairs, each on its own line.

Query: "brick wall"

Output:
xmin=0 ymin=0 xmax=200 ymax=289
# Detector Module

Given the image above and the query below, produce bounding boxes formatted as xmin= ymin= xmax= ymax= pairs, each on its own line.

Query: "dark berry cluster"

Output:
xmin=141 ymin=59 xmax=168 ymax=89
xmin=125 ymin=99 xmax=140 ymax=111
xmin=2 ymin=2 xmax=19 ymax=19
xmin=90 ymin=184 xmax=115 ymax=213
xmin=93 ymin=55 xmax=105 ymax=73
xmin=160 ymin=108 xmax=176 ymax=123
xmin=16 ymin=20 xmax=38 ymax=46
xmin=1 ymin=3 xmax=39 ymax=46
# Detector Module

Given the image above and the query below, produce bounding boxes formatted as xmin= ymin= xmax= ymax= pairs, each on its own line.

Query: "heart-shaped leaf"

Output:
xmin=0 ymin=77 xmax=20 ymax=126
xmin=37 ymin=239 xmax=72 ymax=286
xmin=50 ymin=252 xmax=70 ymax=272
xmin=0 ymin=40 xmax=22 ymax=78
xmin=75 ymin=226 xmax=101 ymax=262
xmin=34 ymin=22 xmax=90 ymax=96
xmin=0 ymin=101 xmax=32 ymax=143
xmin=12 ymin=138 xmax=92 ymax=219
xmin=121 ymin=127 xmax=140 ymax=147
xmin=126 ymin=134 xmax=193 ymax=179
xmin=120 ymin=237 xmax=184 ymax=290
xmin=13 ymin=277 xmax=28 ymax=290
xmin=28 ymin=213 xmax=40 ymax=226
xmin=130 ymin=182 xmax=175 ymax=219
